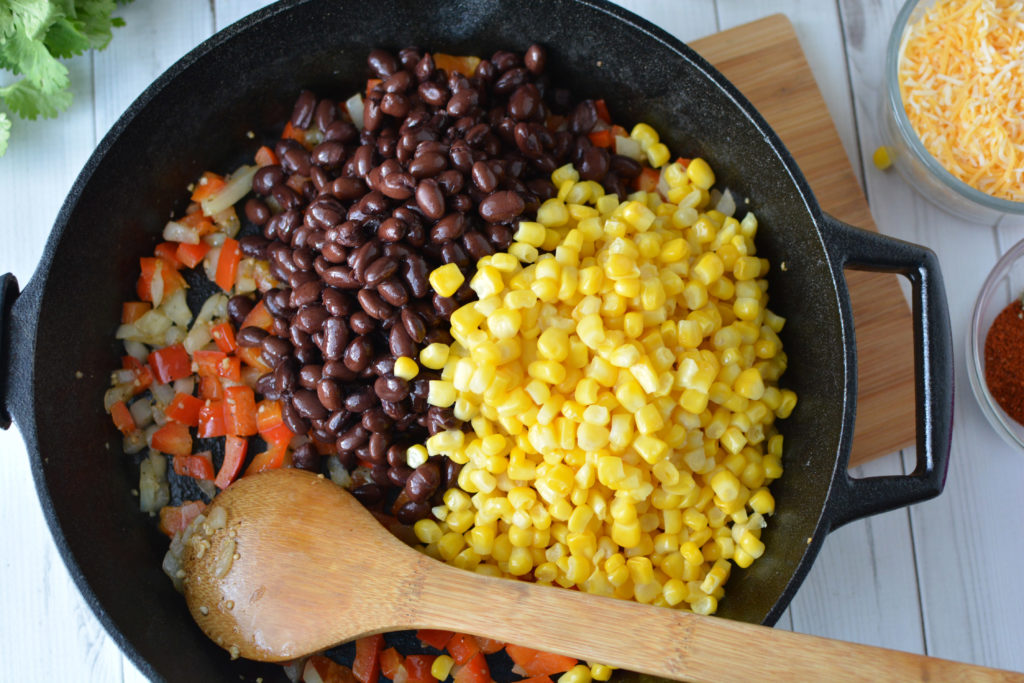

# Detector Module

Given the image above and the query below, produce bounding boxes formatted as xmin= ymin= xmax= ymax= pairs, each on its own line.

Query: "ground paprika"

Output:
xmin=984 ymin=298 xmax=1024 ymax=424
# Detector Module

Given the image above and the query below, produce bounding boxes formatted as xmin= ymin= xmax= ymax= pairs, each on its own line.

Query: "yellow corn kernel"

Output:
xmin=623 ymin=201 xmax=656 ymax=231
xmin=590 ymin=664 xmax=614 ymax=682
xmin=559 ymin=664 xmax=593 ymax=683
xmin=537 ymin=198 xmax=570 ymax=227
xmin=872 ymin=145 xmax=892 ymax=170
xmin=514 ymin=220 xmax=547 ymax=247
xmin=634 ymin=404 xmax=665 ymax=435
xmin=630 ymin=122 xmax=659 ymax=148
xmin=646 ymin=142 xmax=671 ymax=169
xmin=427 ymin=380 xmax=457 ymax=407
xmin=429 ymin=263 xmax=465 ymax=298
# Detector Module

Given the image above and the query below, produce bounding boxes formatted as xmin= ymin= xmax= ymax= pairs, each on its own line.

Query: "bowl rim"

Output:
xmin=968 ymin=237 xmax=1024 ymax=449
xmin=885 ymin=0 xmax=1024 ymax=215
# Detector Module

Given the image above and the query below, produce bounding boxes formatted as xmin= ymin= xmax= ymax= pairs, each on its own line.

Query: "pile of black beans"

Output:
xmin=228 ymin=44 xmax=643 ymax=522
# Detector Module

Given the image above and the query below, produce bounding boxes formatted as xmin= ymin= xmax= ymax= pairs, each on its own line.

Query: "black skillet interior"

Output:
xmin=8 ymin=0 xmax=849 ymax=680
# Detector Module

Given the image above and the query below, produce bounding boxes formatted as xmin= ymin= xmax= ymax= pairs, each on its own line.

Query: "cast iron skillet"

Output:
xmin=0 ymin=0 xmax=953 ymax=681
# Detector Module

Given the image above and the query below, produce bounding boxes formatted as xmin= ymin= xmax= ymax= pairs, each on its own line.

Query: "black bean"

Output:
xmin=323 ymin=264 xmax=360 ymax=289
xmin=243 ymin=198 xmax=271 ymax=226
xmin=324 ymin=360 xmax=357 ymax=382
xmin=290 ymin=90 xmax=316 ymax=129
xmin=362 ymin=408 xmax=392 ymax=433
xmin=377 ymin=217 xmax=407 ymax=243
xmin=377 ymin=278 xmax=409 ymax=307
xmin=236 ymin=326 xmax=268 ymax=347
xmin=282 ymin=400 xmax=311 ymax=435
xmin=330 ymin=176 xmax=367 ymax=201
xmin=368 ymin=48 xmax=399 ymax=78
xmin=322 ymin=316 xmax=350 ymax=360
xmin=363 ymin=95 xmax=383 ymax=131
xmin=227 ymin=295 xmax=255 ymax=327
xmin=494 ymin=66 xmax=527 ymax=95
xmin=415 ymin=178 xmax=445 ymax=220
xmin=388 ymin=323 xmax=416 ymax=359
xmin=479 ymin=190 xmax=525 ymax=223
xmin=357 ymin=288 xmax=394 ymax=320
xmin=401 ymin=309 xmax=427 ymax=343
xmin=261 ymin=335 xmax=292 ymax=364
xmin=441 ymin=458 xmax=463 ymax=490
xmin=447 ymin=88 xmax=479 ymax=117
xmin=396 ymin=500 xmax=431 ymax=524
xmin=524 ymin=43 xmax=546 ymax=74
xmin=317 ymin=377 xmax=343 ymax=412
xmin=569 ymin=99 xmax=599 ymax=135
xmin=509 ymin=83 xmax=542 ymax=121
xmin=343 ymin=335 xmax=372 ymax=372
xmin=579 ymin=144 xmax=611 ymax=182
xmin=461 ymin=230 xmax=494 ymax=260
xmin=322 ymin=288 xmax=352 ymax=317
xmin=431 ymin=212 xmax=466 ymax=243
xmin=387 ymin=465 xmax=413 ymax=488
xmin=380 ymin=91 xmax=410 ymax=118
xmin=401 ymin=254 xmax=430 ymax=298
xmin=350 ymin=311 xmax=376 ymax=335
xmin=610 ymin=154 xmax=643 ymax=179
xmin=471 ymin=160 xmax=498 ymax=193
xmin=440 ymin=241 xmax=470 ymax=268
xmin=381 ymin=171 xmax=415 ymax=200
xmin=271 ymin=183 xmax=302 ymax=210
xmin=256 ymin=372 xmax=279 ymax=399
xmin=352 ymin=484 xmax=384 ymax=506
xmin=292 ymin=442 xmax=320 ymax=471
xmin=338 ymin=423 xmax=370 ymax=451
xmin=405 ymin=461 xmax=441 ymax=502
xmin=298 ymin=363 xmax=323 ymax=390
xmin=253 ymin=165 xmax=285 ymax=195
xmin=364 ymin=256 xmax=398 ymax=287
xmin=369 ymin=433 xmax=391 ymax=463
xmin=344 ymin=387 xmax=376 ymax=413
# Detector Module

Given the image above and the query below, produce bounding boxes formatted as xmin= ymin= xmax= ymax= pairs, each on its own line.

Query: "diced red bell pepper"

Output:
xmin=433 ymin=54 xmax=480 ymax=77
xmin=121 ymin=301 xmax=151 ymax=324
xmin=151 ymin=421 xmax=192 ymax=457
xmin=190 ymin=171 xmax=227 ymax=202
xmin=194 ymin=349 xmax=242 ymax=382
xmin=224 ymin=385 xmax=258 ymax=436
xmin=121 ymin=355 xmax=154 ymax=395
xmin=452 ymin=652 xmax=490 ymax=683
xmin=158 ymin=500 xmax=206 ymax=537
xmin=594 ymin=98 xmax=611 ymax=124
xmin=255 ymin=145 xmax=279 ymax=167
xmin=148 ymin=343 xmax=191 ymax=384
xmin=514 ymin=676 xmax=555 ymax=683
xmin=165 ymin=392 xmax=205 ymax=426
xmin=416 ymin=630 xmax=455 ymax=651
xmin=214 ymin=237 xmax=241 ymax=292
xmin=137 ymin=257 xmax=187 ymax=303
xmin=236 ymin=344 xmax=273 ymax=374
xmin=446 ymin=634 xmax=481 ymax=666
xmin=215 ymin=435 xmax=248 ymax=490
xmin=587 ymin=128 xmax=614 ymax=148
xmin=474 ymin=637 xmax=505 ymax=655
xmin=241 ymin=298 xmax=273 ymax=331
xmin=379 ymin=648 xmax=404 ymax=681
xmin=177 ymin=210 xmax=217 ymax=236
xmin=305 ymin=655 xmax=358 ymax=683
xmin=403 ymin=655 xmax=438 ymax=683
xmin=634 ymin=167 xmax=661 ymax=193
xmin=198 ymin=400 xmax=227 ymax=438
xmin=352 ymin=634 xmax=385 ymax=683
xmin=244 ymin=440 xmax=290 ymax=476
xmin=154 ymin=242 xmax=184 ymax=269
xmin=197 ymin=375 xmax=224 ymax=401
xmin=505 ymin=645 xmax=577 ymax=677
xmin=110 ymin=400 xmax=136 ymax=434
xmin=172 ymin=451 xmax=215 ymax=481
xmin=176 ymin=241 xmax=211 ymax=269
xmin=257 ymin=399 xmax=294 ymax=446
xmin=210 ymin=322 xmax=238 ymax=353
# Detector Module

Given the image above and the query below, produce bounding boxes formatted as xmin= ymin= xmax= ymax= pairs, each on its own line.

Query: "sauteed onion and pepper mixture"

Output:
xmin=104 ymin=44 xmax=796 ymax=683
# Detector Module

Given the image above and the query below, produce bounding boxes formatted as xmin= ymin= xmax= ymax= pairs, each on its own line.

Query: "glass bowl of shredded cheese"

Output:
xmin=882 ymin=0 xmax=1024 ymax=222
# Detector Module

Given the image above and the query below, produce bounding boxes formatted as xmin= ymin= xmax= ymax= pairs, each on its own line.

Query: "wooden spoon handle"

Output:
xmin=408 ymin=558 xmax=1019 ymax=682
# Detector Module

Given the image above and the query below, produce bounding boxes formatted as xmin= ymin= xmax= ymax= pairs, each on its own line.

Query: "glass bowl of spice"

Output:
xmin=968 ymin=238 xmax=1024 ymax=448
xmin=881 ymin=0 xmax=1024 ymax=223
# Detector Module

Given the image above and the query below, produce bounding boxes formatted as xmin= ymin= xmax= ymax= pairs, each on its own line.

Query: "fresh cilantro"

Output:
xmin=0 ymin=0 xmax=133 ymax=156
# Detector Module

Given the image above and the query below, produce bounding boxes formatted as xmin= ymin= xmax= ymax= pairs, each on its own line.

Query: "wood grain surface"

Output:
xmin=692 ymin=14 xmax=917 ymax=467
xmin=2 ymin=2 xmax=1023 ymax=681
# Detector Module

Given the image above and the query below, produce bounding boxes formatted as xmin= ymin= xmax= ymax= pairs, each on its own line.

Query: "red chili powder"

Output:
xmin=984 ymin=299 xmax=1024 ymax=424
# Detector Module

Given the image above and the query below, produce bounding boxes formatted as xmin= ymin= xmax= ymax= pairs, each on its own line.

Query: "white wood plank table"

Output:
xmin=1 ymin=1 xmax=1021 ymax=680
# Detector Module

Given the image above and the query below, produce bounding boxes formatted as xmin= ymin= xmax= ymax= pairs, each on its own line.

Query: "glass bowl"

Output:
xmin=967 ymin=238 xmax=1024 ymax=449
xmin=881 ymin=0 xmax=1024 ymax=223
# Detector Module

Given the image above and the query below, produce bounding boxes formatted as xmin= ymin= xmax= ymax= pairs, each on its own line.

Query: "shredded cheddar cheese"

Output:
xmin=898 ymin=0 xmax=1024 ymax=201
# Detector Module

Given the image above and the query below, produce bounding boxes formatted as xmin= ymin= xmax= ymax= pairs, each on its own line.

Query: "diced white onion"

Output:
xmin=162 ymin=288 xmax=192 ymax=328
xmin=203 ymin=246 xmax=220 ymax=284
xmin=211 ymin=206 xmax=241 ymax=237
xmin=327 ymin=455 xmax=352 ymax=489
xmin=200 ymin=165 xmax=258 ymax=216
xmin=150 ymin=382 xmax=174 ymax=406
xmin=164 ymin=325 xmax=186 ymax=346
xmin=129 ymin=398 xmax=154 ymax=429
xmin=184 ymin=321 xmax=212 ymax=354
xmin=715 ymin=189 xmax=736 ymax=217
xmin=196 ymin=294 xmax=229 ymax=324
xmin=123 ymin=339 xmax=149 ymax=362
xmin=346 ymin=92 xmax=365 ymax=131
xmin=139 ymin=452 xmax=170 ymax=514
xmin=172 ymin=376 xmax=195 ymax=396
xmin=302 ymin=659 xmax=326 ymax=683
xmin=162 ymin=220 xmax=200 ymax=245
xmin=123 ymin=429 xmax=148 ymax=455
xmin=133 ymin=309 xmax=172 ymax=339
xmin=615 ymin=135 xmax=644 ymax=161
xmin=104 ymin=383 xmax=134 ymax=411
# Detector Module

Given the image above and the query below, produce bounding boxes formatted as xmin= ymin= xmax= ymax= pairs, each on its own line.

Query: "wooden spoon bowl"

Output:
xmin=182 ymin=469 xmax=1016 ymax=681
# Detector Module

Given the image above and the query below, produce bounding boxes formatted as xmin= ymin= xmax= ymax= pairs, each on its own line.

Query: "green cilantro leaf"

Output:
xmin=0 ymin=0 xmax=132 ymax=156
xmin=1 ymin=78 xmax=74 ymax=120
xmin=0 ymin=113 xmax=11 ymax=157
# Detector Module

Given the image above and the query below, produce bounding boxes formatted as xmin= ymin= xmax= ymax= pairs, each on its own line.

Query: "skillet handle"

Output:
xmin=820 ymin=214 xmax=953 ymax=529
xmin=0 ymin=272 xmax=19 ymax=429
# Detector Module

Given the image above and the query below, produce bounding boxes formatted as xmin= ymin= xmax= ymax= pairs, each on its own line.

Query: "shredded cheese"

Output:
xmin=898 ymin=0 xmax=1024 ymax=201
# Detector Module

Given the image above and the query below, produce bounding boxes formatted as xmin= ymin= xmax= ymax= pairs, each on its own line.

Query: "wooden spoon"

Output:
xmin=183 ymin=468 xmax=1017 ymax=681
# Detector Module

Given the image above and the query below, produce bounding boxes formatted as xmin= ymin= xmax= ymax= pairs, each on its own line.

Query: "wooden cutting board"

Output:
xmin=691 ymin=15 xmax=916 ymax=467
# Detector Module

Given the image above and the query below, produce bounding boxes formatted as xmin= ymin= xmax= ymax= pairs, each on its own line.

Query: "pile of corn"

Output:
xmin=415 ymin=123 xmax=795 ymax=616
